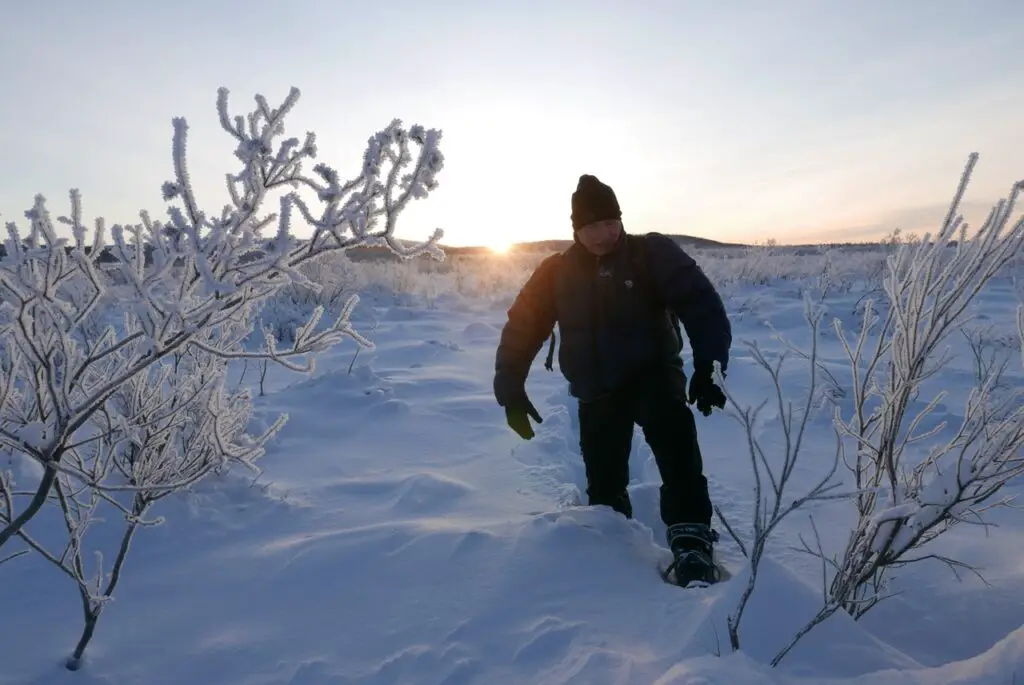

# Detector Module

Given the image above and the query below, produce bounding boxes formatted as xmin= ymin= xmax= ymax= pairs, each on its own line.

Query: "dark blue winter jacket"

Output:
xmin=494 ymin=231 xmax=731 ymax=404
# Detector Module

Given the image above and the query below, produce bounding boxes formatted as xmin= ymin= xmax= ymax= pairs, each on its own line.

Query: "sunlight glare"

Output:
xmin=488 ymin=240 xmax=513 ymax=255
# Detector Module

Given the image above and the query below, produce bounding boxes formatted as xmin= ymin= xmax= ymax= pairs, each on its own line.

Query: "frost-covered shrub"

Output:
xmin=822 ymin=159 xmax=1024 ymax=620
xmin=717 ymin=153 xmax=1024 ymax=667
xmin=0 ymin=84 xmax=446 ymax=667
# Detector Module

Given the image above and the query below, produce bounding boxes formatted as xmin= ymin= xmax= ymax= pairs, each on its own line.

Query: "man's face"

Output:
xmin=576 ymin=219 xmax=622 ymax=256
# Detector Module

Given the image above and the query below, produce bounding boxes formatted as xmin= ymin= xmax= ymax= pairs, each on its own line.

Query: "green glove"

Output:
xmin=505 ymin=392 xmax=543 ymax=440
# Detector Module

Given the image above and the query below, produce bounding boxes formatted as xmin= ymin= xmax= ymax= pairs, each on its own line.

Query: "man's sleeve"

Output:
xmin=493 ymin=254 xmax=560 ymax=405
xmin=643 ymin=233 xmax=731 ymax=372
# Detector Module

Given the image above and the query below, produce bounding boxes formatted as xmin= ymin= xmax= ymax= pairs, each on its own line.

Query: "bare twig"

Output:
xmin=715 ymin=297 xmax=852 ymax=653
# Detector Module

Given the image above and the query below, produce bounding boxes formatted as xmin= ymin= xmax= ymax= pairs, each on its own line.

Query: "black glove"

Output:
xmin=688 ymin=361 xmax=727 ymax=417
xmin=503 ymin=390 xmax=543 ymax=440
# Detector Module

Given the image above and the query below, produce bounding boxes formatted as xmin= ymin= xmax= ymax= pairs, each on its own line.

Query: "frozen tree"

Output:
xmin=0 ymin=84 xmax=445 ymax=555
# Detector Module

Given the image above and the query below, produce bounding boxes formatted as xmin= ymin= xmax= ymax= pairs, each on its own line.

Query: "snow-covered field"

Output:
xmin=2 ymin=244 xmax=1023 ymax=685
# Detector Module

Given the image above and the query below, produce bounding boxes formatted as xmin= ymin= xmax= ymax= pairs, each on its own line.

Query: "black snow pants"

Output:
xmin=577 ymin=366 xmax=712 ymax=528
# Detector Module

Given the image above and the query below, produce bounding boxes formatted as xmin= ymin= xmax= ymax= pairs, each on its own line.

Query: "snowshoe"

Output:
xmin=661 ymin=523 xmax=722 ymax=588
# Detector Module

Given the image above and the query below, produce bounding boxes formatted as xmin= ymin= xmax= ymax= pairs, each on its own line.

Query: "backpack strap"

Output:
xmin=543 ymin=250 xmax=568 ymax=371
xmin=544 ymin=329 xmax=557 ymax=370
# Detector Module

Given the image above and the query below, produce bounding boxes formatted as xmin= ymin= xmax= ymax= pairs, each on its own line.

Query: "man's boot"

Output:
xmin=588 ymin=489 xmax=633 ymax=519
xmin=665 ymin=523 xmax=720 ymax=587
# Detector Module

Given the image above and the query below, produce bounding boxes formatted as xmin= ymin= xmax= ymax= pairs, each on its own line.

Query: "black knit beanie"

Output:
xmin=570 ymin=174 xmax=621 ymax=231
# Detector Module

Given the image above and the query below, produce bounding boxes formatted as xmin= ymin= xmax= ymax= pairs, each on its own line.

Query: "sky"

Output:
xmin=1 ymin=0 xmax=1022 ymax=250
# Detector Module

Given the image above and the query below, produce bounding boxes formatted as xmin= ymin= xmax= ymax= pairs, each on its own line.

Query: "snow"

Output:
xmin=2 ymin=248 xmax=1023 ymax=685
xmin=13 ymin=421 xmax=48 ymax=451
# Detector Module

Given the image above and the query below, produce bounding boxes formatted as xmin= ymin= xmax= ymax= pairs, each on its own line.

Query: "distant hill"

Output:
xmin=439 ymin=233 xmax=747 ymax=258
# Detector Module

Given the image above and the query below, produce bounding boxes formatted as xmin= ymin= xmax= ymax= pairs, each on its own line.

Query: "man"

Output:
xmin=492 ymin=174 xmax=732 ymax=587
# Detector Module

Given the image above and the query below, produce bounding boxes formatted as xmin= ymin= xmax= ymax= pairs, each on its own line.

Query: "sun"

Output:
xmin=488 ymin=239 xmax=514 ymax=255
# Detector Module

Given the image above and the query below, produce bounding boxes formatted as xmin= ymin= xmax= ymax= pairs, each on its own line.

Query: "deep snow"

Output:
xmin=1 ymin=257 xmax=1023 ymax=685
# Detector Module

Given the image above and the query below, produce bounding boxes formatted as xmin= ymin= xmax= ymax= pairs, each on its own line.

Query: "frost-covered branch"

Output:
xmin=0 ymin=548 xmax=28 ymax=566
xmin=961 ymin=324 xmax=1014 ymax=390
xmin=819 ymin=154 xmax=1024 ymax=620
xmin=713 ymin=299 xmax=850 ymax=657
xmin=0 ymin=84 xmax=445 ymax=550
xmin=0 ymin=469 xmax=28 ymax=565
xmin=1018 ymin=304 xmax=1024 ymax=367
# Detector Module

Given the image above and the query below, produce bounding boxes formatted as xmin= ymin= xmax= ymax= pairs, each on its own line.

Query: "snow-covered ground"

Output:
xmin=2 ymin=246 xmax=1023 ymax=684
